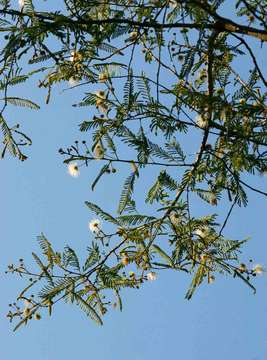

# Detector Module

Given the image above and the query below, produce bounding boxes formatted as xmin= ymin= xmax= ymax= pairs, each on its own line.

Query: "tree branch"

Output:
xmin=1 ymin=7 xmax=267 ymax=41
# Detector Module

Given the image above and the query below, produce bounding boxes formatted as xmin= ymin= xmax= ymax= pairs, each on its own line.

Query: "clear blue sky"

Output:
xmin=1 ymin=1 xmax=267 ymax=360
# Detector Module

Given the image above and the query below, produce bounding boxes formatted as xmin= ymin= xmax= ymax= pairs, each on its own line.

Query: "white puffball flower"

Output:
xmin=98 ymin=72 xmax=109 ymax=83
xmin=95 ymin=90 xmax=106 ymax=99
xmin=69 ymin=53 xmax=75 ymax=62
xmin=196 ymin=114 xmax=208 ymax=129
xmin=208 ymin=275 xmax=215 ymax=284
xmin=253 ymin=264 xmax=264 ymax=275
xmin=95 ymin=91 xmax=107 ymax=113
xmin=68 ymin=77 xmax=79 ymax=87
xmin=195 ymin=228 xmax=204 ymax=237
xmin=18 ymin=0 xmax=24 ymax=8
xmin=89 ymin=219 xmax=101 ymax=234
xmin=23 ymin=307 xmax=30 ymax=318
xmin=68 ymin=162 xmax=80 ymax=177
xmin=210 ymin=193 xmax=217 ymax=206
xmin=69 ymin=51 xmax=75 ymax=62
xmin=195 ymin=227 xmax=210 ymax=238
xmin=69 ymin=51 xmax=82 ymax=62
xmin=128 ymin=31 xmax=138 ymax=41
xmin=94 ymin=142 xmax=105 ymax=160
xmin=220 ymin=108 xmax=227 ymax=122
xmin=147 ymin=272 xmax=157 ymax=281
xmin=169 ymin=0 xmax=178 ymax=8
xmin=98 ymin=103 xmax=108 ymax=114
xmin=170 ymin=212 xmax=180 ymax=226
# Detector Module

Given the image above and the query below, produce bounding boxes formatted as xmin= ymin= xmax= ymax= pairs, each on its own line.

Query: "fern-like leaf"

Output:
xmin=118 ymin=172 xmax=136 ymax=214
xmin=85 ymin=201 xmax=119 ymax=225
xmin=4 ymin=97 xmax=40 ymax=109
xmin=74 ymin=294 xmax=103 ymax=325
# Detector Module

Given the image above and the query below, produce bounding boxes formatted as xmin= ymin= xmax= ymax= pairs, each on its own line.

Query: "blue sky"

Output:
xmin=1 ymin=1 xmax=267 ymax=359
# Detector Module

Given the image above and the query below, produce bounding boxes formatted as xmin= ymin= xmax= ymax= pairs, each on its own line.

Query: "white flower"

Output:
xmin=238 ymin=263 xmax=247 ymax=273
xmin=95 ymin=91 xmax=108 ymax=113
xmin=128 ymin=31 xmax=138 ymax=41
xmin=210 ymin=193 xmax=217 ymax=206
xmin=69 ymin=51 xmax=75 ymax=62
xmin=197 ymin=68 xmax=207 ymax=80
xmin=215 ymin=148 xmax=225 ymax=159
xmin=18 ymin=0 xmax=24 ymax=8
xmin=220 ymin=108 xmax=227 ymax=122
xmin=69 ymin=51 xmax=82 ymax=62
xmin=95 ymin=90 xmax=106 ymax=99
xmin=98 ymin=103 xmax=108 ymax=114
xmin=253 ymin=264 xmax=264 ymax=275
xmin=195 ymin=228 xmax=204 ymax=237
xmin=89 ymin=219 xmax=101 ymax=234
xmin=34 ymin=313 xmax=41 ymax=320
xmin=68 ymin=77 xmax=79 ymax=87
xmin=98 ymin=72 xmax=109 ymax=83
xmin=208 ymin=274 xmax=215 ymax=284
xmin=196 ymin=114 xmax=208 ymax=129
xmin=23 ymin=307 xmax=30 ymax=318
xmin=195 ymin=227 xmax=210 ymax=238
xmin=94 ymin=142 xmax=104 ymax=160
xmin=170 ymin=212 xmax=180 ymax=226
xmin=68 ymin=162 xmax=80 ymax=177
xmin=169 ymin=0 xmax=177 ymax=8
xmin=147 ymin=272 xmax=157 ymax=281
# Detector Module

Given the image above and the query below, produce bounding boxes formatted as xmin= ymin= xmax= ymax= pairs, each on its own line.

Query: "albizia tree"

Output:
xmin=2 ymin=0 xmax=267 ymax=330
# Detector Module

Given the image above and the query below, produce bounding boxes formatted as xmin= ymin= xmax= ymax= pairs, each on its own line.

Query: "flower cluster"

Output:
xmin=147 ymin=272 xmax=157 ymax=281
xmin=253 ymin=264 xmax=264 ymax=275
xmin=18 ymin=0 xmax=24 ymax=8
xmin=68 ymin=163 xmax=80 ymax=177
xmin=88 ymin=219 xmax=101 ymax=234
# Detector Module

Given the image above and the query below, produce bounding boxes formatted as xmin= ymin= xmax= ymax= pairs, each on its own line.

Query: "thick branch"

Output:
xmin=1 ymin=8 xmax=267 ymax=41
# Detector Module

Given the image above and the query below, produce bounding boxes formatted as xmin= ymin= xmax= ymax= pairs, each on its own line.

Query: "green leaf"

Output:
xmin=37 ymin=233 xmax=55 ymax=266
xmin=23 ymin=0 xmax=35 ymax=13
xmin=234 ymin=270 xmax=256 ymax=294
xmin=146 ymin=178 xmax=162 ymax=204
xmin=0 ymin=75 xmax=28 ymax=89
xmin=4 ymin=97 xmax=40 ymax=110
xmin=0 ymin=115 xmax=19 ymax=157
xmin=91 ymin=163 xmax=110 ymax=191
xmin=13 ymin=316 xmax=29 ymax=332
xmin=83 ymin=244 xmax=101 ymax=271
xmin=117 ymin=214 xmax=156 ymax=226
xmin=85 ymin=201 xmax=119 ymax=225
xmin=152 ymin=244 xmax=173 ymax=266
xmin=39 ymin=278 xmax=74 ymax=300
xmin=185 ymin=263 xmax=206 ymax=300
xmin=32 ymin=252 xmax=53 ymax=284
xmin=115 ymin=289 xmax=123 ymax=311
xmin=62 ymin=246 xmax=80 ymax=271
xmin=118 ymin=172 xmax=136 ymax=214
xmin=74 ymin=294 xmax=103 ymax=325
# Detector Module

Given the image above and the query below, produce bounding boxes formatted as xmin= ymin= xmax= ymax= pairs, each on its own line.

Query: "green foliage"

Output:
xmin=85 ymin=201 xmax=119 ymax=225
xmin=74 ymin=294 xmax=103 ymax=326
xmin=83 ymin=243 xmax=101 ymax=271
xmin=118 ymin=172 xmax=137 ymax=214
xmin=62 ymin=247 xmax=81 ymax=272
xmin=4 ymin=0 xmax=267 ymax=330
xmin=4 ymin=97 xmax=40 ymax=109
